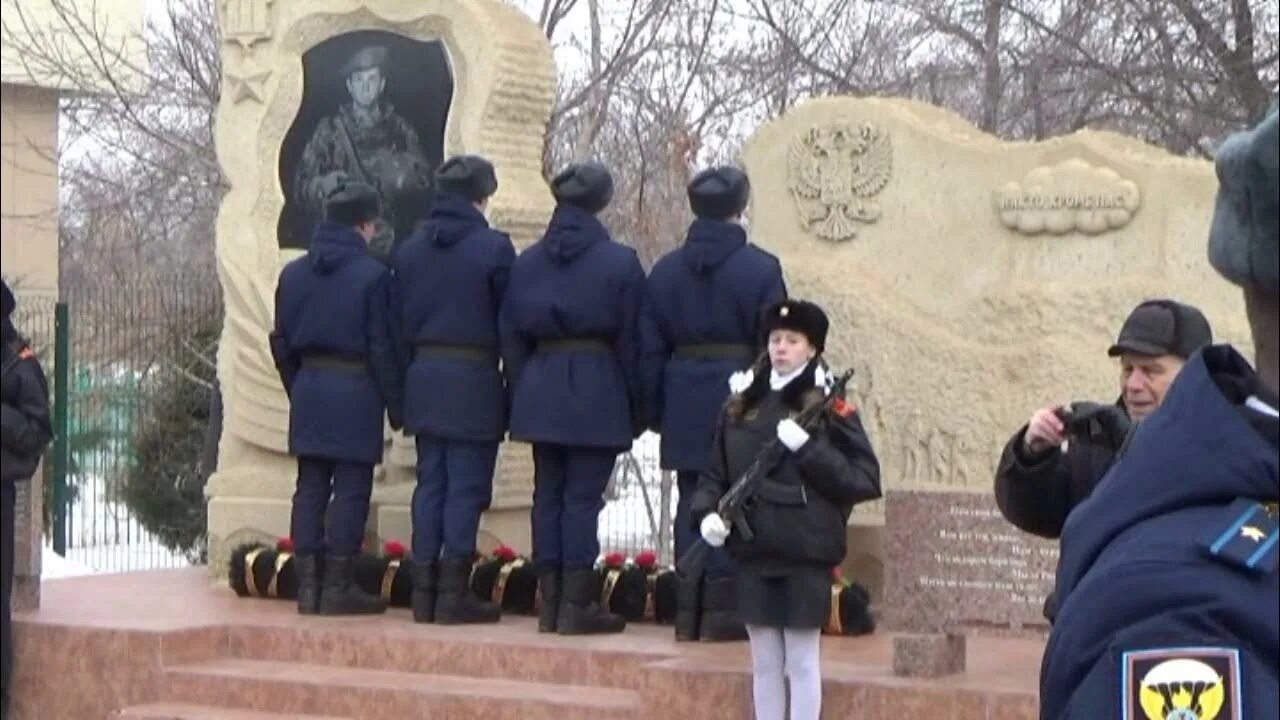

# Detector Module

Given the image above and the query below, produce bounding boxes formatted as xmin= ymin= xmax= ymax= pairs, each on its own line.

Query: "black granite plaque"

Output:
xmin=277 ymin=30 xmax=453 ymax=256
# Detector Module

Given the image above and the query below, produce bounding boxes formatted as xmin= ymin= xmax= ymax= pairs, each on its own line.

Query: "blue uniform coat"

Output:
xmin=640 ymin=218 xmax=786 ymax=470
xmin=1040 ymin=346 xmax=1279 ymax=719
xmin=500 ymin=205 xmax=645 ymax=451
xmin=270 ymin=222 xmax=403 ymax=464
xmin=391 ymin=194 xmax=515 ymax=442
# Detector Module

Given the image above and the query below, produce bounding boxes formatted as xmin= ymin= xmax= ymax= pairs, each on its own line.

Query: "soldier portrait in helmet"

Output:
xmin=278 ymin=31 xmax=453 ymax=258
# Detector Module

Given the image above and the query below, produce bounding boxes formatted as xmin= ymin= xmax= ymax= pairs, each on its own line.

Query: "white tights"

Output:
xmin=746 ymin=625 xmax=822 ymax=720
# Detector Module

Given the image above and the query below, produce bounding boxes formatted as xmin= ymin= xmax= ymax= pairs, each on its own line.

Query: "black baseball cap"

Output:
xmin=1107 ymin=299 xmax=1213 ymax=359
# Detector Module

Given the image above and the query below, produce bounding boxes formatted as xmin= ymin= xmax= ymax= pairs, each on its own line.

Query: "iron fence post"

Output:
xmin=52 ymin=301 xmax=70 ymax=556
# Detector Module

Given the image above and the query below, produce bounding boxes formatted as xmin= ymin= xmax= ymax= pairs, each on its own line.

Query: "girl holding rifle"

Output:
xmin=690 ymin=299 xmax=882 ymax=720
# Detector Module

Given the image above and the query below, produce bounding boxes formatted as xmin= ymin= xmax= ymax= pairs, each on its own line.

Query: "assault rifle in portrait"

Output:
xmin=675 ymin=368 xmax=856 ymax=579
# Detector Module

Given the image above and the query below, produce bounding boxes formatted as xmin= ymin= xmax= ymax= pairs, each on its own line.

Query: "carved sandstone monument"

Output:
xmin=741 ymin=97 xmax=1249 ymax=640
xmin=207 ymin=0 xmax=555 ymax=573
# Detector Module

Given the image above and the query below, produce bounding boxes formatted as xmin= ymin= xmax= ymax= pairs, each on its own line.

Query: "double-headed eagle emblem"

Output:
xmin=787 ymin=122 xmax=893 ymax=242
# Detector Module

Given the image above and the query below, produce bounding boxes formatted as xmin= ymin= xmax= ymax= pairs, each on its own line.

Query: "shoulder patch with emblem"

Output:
xmin=1200 ymin=498 xmax=1279 ymax=574
xmin=1122 ymin=647 xmax=1242 ymax=720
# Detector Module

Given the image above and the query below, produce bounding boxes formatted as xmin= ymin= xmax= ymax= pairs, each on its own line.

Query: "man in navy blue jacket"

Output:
xmin=391 ymin=155 xmax=513 ymax=625
xmin=1040 ymin=107 xmax=1278 ymax=719
xmin=640 ymin=166 xmax=786 ymax=642
xmin=270 ymin=180 xmax=403 ymax=617
xmin=501 ymin=162 xmax=645 ymax=635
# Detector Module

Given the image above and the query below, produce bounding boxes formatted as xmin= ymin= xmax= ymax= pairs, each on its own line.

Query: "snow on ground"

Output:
xmin=42 ymin=434 xmax=674 ymax=577
xmin=44 ymin=471 xmax=191 ymax=577
xmin=40 ymin=542 xmax=97 ymax=579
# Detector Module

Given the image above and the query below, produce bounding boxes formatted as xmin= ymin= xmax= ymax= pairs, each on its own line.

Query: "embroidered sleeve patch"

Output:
xmin=1121 ymin=647 xmax=1242 ymax=720
xmin=1200 ymin=499 xmax=1279 ymax=574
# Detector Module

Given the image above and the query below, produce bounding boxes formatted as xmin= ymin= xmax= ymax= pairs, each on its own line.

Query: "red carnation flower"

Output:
xmin=277 ymin=537 xmax=295 ymax=553
xmin=603 ymin=552 xmax=626 ymax=568
xmin=492 ymin=545 xmax=518 ymax=562
xmin=831 ymin=566 xmax=844 ymax=581
xmin=832 ymin=397 xmax=856 ymax=418
xmin=383 ymin=540 xmax=406 ymax=559
xmin=634 ymin=550 xmax=658 ymax=569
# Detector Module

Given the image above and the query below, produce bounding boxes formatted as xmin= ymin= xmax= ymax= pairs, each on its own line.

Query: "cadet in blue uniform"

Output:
xmin=500 ymin=162 xmax=645 ymax=635
xmin=269 ymin=181 xmax=404 ymax=616
xmin=1040 ymin=106 xmax=1279 ymax=720
xmin=391 ymin=155 xmax=512 ymax=625
xmin=640 ymin=166 xmax=786 ymax=642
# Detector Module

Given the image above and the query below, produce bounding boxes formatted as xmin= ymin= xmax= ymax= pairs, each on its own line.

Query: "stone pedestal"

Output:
xmin=12 ymin=461 xmax=44 ymax=611
xmin=892 ymin=633 xmax=966 ymax=678
xmin=206 ymin=0 xmax=556 ymax=577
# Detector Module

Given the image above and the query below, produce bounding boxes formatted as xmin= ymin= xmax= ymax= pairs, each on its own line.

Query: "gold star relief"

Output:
xmin=227 ymin=69 xmax=271 ymax=104
xmin=1241 ymin=526 xmax=1267 ymax=542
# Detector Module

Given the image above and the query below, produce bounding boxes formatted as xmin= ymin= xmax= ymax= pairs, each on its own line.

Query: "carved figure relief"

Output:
xmin=787 ymin=122 xmax=893 ymax=242
xmin=899 ymin=411 xmax=973 ymax=487
xmin=995 ymin=158 xmax=1141 ymax=235
xmin=223 ymin=0 xmax=274 ymax=52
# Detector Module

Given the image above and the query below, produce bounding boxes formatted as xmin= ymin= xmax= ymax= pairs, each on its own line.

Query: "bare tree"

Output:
xmin=2 ymin=0 xmax=224 ymax=288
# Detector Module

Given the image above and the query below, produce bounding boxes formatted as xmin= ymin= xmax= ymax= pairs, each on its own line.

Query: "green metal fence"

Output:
xmin=11 ymin=275 xmax=221 ymax=573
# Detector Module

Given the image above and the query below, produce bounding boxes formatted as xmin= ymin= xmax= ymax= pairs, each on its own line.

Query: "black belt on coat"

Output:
xmin=673 ymin=343 xmax=755 ymax=361
xmin=413 ymin=343 xmax=499 ymax=365
xmin=300 ymin=354 xmax=367 ymax=372
xmin=537 ymin=338 xmax=611 ymax=353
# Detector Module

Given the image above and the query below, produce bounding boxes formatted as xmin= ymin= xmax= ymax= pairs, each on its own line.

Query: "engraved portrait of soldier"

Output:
xmin=278 ymin=31 xmax=453 ymax=258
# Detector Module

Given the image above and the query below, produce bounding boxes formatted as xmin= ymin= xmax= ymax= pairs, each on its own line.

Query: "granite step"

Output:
xmin=160 ymin=658 xmax=641 ymax=720
xmin=112 ymin=702 xmax=348 ymax=720
xmin=225 ymin=618 xmax=665 ymax=688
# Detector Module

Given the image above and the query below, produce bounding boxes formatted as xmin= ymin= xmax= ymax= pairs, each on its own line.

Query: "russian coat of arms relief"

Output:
xmin=787 ymin=122 xmax=893 ymax=242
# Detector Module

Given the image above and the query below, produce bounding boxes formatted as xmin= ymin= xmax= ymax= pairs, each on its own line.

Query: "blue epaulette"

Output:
xmin=1200 ymin=498 xmax=1279 ymax=574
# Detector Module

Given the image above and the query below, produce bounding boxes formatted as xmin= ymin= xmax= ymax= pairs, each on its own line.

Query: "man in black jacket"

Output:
xmin=1 ymin=280 xmax=53 ymax=716
xmin=994 ymin=299 xmax=1213 ymax=539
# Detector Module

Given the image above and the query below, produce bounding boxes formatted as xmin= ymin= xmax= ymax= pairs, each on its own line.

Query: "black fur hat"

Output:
xmin=551 ymin=162 xmax=614 ymax=214
xmin=1208 ymin=103 xmax=1279 ymax=296
xmin=435 ymin=155 xmax=499 ymax=204
xmin=762 ymin=299 xmax=829 ymax=352
xmin=324 ymin=180 xmax=381 ymax=226
xmin=688 ymin=166 xmax=750 ymax=220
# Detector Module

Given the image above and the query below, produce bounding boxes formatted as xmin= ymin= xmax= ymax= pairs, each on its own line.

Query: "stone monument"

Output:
xmin=207 ymin=0 xmax=555 ymax=575
xmin=741 ymin=97 xmax=1249 ymax=672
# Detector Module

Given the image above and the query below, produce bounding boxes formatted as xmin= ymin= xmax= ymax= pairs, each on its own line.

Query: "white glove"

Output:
xmin=700 ymin=513 xmax=729 ymax=547
xmin=728 ymin=369 xmax=754 ymax=394
xmin=777 ymin=418 xmax=810 ymax=451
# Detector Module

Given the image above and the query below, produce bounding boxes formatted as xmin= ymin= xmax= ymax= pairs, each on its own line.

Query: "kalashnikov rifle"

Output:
xmin=675 ymin=368 xmax=855 ymax=579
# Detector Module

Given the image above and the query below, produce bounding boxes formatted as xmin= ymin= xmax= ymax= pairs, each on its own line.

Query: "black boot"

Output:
xmin=318 ymin=553 xmax=387 ymax=616
xmin=435 ymin=556 xmax=501 ymax=625
xmin=699 ymin=576 xmax=748 ymax=642
xmin=410 ymin=560 xmax=437 ymax=624
xmin=558 ymin=569 xmax=625 ymax=635
xmin=294 ymin=553 xmax=321 ymax=616
xmin=674 ymin=572 xmax=701 ymax=641
xmin=537 ymin=569 xmax=561 ymax=633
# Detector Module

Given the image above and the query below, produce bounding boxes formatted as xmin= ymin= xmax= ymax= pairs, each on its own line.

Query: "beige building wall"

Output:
xmin=0 ymin=83 xmax=59 ymax=295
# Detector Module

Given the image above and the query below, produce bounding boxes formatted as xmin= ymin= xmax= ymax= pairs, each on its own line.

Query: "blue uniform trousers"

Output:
xmin=531 ymin=444 xmax=617 ymax=571
xmin=412 ymin=436 xmax=498 ymax=561
xmin=290 ymin=456 xmax=373 ymax=556
xmin=676 ymin=470 xmax=737 ymax=577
